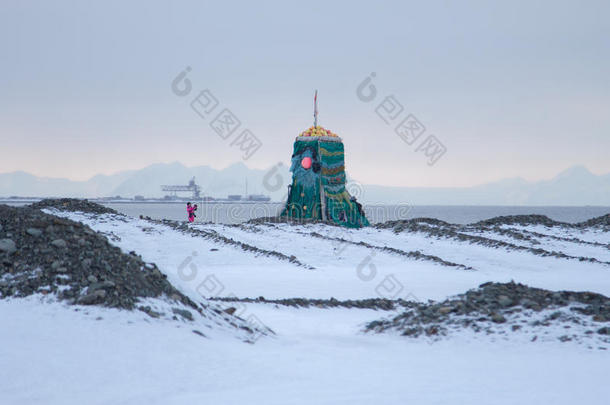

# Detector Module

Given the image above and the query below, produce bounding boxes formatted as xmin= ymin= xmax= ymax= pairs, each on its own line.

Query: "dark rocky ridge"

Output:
xmin=472 ymin=214 xmax=565 ymax=227
xmin=30 ymin=198 xmax=120 ymax=216
xmin=0 ymin=204 xmax=195 ymax=310
xmin=576 ymin=213 xmax=610 ymax=229
xmin=366 ymin=282 xmax=610 ymax=341
xmin=210 ymin=296 xmax=407 ymax=310
xmin=376 ymin=213 xmax=610 ymax=230
xmin=250 ymin=213 xmax=609 ymax=229
xmin=474 ymin=213 xmax=609 ymax=229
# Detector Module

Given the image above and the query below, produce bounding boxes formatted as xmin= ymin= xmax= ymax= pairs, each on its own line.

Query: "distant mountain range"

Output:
xmin=363 ymin=166 xmax=610 ymax=206
xmin=0 ymin=163 xmax=609 ymax=206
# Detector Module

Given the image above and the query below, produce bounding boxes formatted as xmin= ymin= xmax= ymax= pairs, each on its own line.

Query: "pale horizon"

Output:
xmin=2 ymin=160 xmax=608 ymax=189
xmin=2 ymin=1 xmax=609 ymax=189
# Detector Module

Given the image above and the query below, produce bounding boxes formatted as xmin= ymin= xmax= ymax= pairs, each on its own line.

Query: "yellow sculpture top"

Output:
xmin=299 ymin=125 xmax=339 ymax=138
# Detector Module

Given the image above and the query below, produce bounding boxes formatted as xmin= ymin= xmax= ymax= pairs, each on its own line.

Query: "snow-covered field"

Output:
xmin=1 ymin=210 xmax=609 ymax=404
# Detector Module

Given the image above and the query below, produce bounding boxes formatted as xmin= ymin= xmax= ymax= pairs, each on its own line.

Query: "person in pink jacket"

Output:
xmin=186 ymin=202 xmax=197 ymax=223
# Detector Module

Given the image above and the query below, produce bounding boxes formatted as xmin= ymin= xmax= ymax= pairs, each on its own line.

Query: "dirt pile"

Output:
xmin=366 ymin=282 xmax=610 ymax=342
xmin=0 ymin=204 xmax=195 ymax=310
xmin=30 ymin=198 xmax=120 ymax=215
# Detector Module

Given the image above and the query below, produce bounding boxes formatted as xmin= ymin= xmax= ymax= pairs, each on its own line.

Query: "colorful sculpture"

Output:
xmin=281 ymin=92 xmax=369 ymax=228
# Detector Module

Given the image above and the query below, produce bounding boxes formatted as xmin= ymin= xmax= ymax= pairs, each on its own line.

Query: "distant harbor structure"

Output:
xmin=158 ymin=176 xmax=271 ymax=202
xmin=226 ymin=194 xmax=271 ymax=202
xmin=161 ymin=177 xmax=201 ymax=200
xmin=226 ymin=179 xmax=271 ymax=201
xmin=246 ymin=194 xmax=271 ymax=202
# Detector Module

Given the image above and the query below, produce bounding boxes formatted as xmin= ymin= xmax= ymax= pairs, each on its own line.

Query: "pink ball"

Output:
xmin=301 ymin=157 xmax=312 ymax=169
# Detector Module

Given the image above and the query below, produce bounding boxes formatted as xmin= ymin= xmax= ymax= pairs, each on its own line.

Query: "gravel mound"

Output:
xmin=366 ymin=282 xmax=610 ymax=341
xmin=375 ymin=218 xmax=455 ymax=234
xmin=471 ymin=215 xmax=564 ymax=227
xmin=376 ymin=215 xmax=566 ymax=229
xmin=0 ymin=204 xmax=195 ymax=310
xmin=210 ymin=296 xmax=407 ymax=310
xmin=376 ymin=213 xmax=609 ymax=230
xmin=376 ymin=217 xmax=452 ymax=229
xmin=576 ymin=213 xmax=610 ymax=229
xmin=30 ymin=198 xmax=120 ymax=215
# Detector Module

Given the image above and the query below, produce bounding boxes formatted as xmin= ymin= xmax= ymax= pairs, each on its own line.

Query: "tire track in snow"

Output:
xmin=461 ymin=227 xmax=610 ymax=263
xmin=308 ymin=232 xmax=475 ymax=271
xmin=149 ymin=219 xmax=316 ymax=270
xmin=221 ymin=222 xmax=476 ymax=270
xmin=492 ymin=226 xmax=609 ymax=249
xmin=380 ymin=221 xmax=610 ymax=266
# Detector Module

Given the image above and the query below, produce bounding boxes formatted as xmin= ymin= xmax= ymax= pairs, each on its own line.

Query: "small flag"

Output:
xmin=313 ymin=90 xmax=318 ymax=127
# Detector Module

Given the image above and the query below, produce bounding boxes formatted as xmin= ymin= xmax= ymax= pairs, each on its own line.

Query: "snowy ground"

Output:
xmin=1 ymin=210 xmax=609 ymax=404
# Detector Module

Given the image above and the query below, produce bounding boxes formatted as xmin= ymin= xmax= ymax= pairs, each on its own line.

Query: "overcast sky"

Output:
xmin=1 ymin=0 xmax=609 ymax=187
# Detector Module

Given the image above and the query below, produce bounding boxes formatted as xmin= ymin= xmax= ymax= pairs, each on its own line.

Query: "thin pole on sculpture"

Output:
xmin=313 ymin=89 xmax=327 ymax=220
xmin=313 ymin=90 xmax=318 ymax=128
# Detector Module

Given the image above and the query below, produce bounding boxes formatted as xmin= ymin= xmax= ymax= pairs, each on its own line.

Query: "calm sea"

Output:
xmin=4 ymin=201 xmax=608 ymax=224
xmin=100 ymin=203 xmax=609 ymax=225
